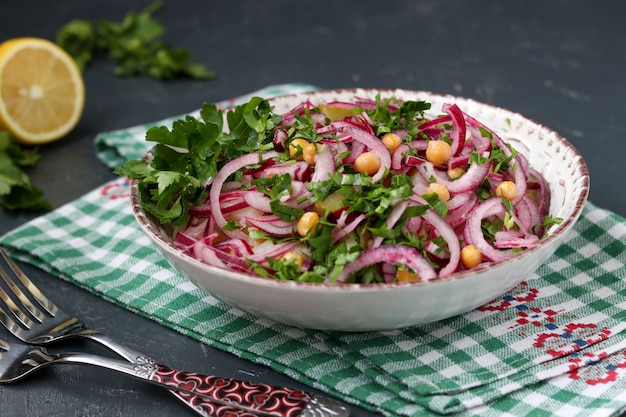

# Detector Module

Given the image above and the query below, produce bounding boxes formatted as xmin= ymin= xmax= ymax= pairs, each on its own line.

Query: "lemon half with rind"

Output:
xmin=0 ymin=37 xmax=85 ymax=145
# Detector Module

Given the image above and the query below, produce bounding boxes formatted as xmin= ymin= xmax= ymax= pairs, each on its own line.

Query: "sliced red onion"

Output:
xmin=332 ymin=213 xmax=365 ymax=243
xmin=311 ymin=146 xmax=335 ymax=183
xmin=444 ymin=194 xmax=478 ymax=228
xmin=447 ymin=191 xmax=473 ymax=212
xmin=273 ymin=129 xmax=288 ymax=152
xmin=413 ymin=197 xmax=460 ymax=278
xmin=193 ymin=241 xmax=226 ymax=269
xmin=409 ymin=139 xmax=428 ymax=152
xmin=263 ymin=161 xmax=311 ymax=181
xmin=247 ymin=241 xmax=300 ymax=262
xmin=426 ymin=241 xmax=450 ymax=260
xmin=391 ymin=144 xmax=409 ymax=170
xmin=214 ymin=238 xmax=253 ymax=257
xmin=448 ymin=154 xmax=470 ymax=170
xmin=420 ymin=157 xmax=491 ymax=194
xmin=372 ymin=201 xmax=409 ymax=248
xmin=279 ymin=99 xmax=315 ymax=126
xmin=529 ymin=167 xmax=551 ymax=217
xmin=209 ymin=151 xmax=279 ymax=241
xmin=334 ymin=245 xmax=437 ymax=283
xmin=245 ymin=215 xmax=295 ymax=237
xmin=494 ymin=235 xmax=539 ymax=249
xmin=442 ymin=103 xmax=466 ymax=156
xmin=406 ymin=154 xmax=426 ymax=166
xmin=494 ymin=229 xmax=523 ymax=241
xmin=464 ymin=198 xmax=513 ymax=262
xmin=242 ymin=190 xmax=271 ymax=213
xmin=418 ymin=114 xmax=451 ymax=131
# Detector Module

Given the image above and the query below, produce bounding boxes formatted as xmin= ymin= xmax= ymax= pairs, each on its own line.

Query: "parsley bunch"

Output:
xmin=115 ymin=97 xmax=280 ymax=226
xmin=0 ymin=132 xmax=50 ymax=211
xmin=56 ymin=1 xmax=214 ymax=80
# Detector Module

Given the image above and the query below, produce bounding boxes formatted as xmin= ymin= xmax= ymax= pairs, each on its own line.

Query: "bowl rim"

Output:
xmin=129 ymin=88 xmax=590 ymax=292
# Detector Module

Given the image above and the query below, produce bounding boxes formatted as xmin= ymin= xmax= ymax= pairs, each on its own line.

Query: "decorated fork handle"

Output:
xmin=55 ymin=349 xmax=349 ymax=417
xmin=79 ymin=331 xmax=347 ymax=416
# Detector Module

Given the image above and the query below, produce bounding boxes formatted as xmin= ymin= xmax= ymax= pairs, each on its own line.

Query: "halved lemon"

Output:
xmin=0 ymin=37 xmax=85 ymax=145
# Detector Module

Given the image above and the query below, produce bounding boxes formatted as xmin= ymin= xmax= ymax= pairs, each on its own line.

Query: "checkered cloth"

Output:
xmin=2 ymin=84 xmax=626 ymax=417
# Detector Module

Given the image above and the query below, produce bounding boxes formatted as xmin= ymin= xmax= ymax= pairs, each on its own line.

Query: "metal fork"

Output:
xmin=0 ymin=247 xmax=349 ymax=417
xmin=0 ymin=336 xmax=332 ymax=417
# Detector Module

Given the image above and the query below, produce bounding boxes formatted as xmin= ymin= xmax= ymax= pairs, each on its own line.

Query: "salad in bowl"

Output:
xmin=120 ymin=89 xmax=588 ymax=331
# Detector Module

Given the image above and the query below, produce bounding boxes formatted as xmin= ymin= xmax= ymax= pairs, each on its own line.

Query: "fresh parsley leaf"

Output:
xmin=221 ymin=97 xmax=280 ymax=160
xmin=253 ymin=174 xmax=292 ymax=201
xmin=422 ymin=192 xmax=449 ymax=218
xmin=306 ymin=222 xmax=335 ymax=263
xmin=270 ymin=202 xmax=304 ymax=222
xmin=0 ymin=132 xmax=50 ymax=212
xmin=115 ymin=97 xmax=280 ymax=225
xmin=56 ymin=0 xmax=215 ymax=80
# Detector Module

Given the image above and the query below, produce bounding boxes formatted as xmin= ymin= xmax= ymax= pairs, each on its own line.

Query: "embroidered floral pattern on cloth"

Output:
xmin=1 ymin=84 xmax=626 ymax=417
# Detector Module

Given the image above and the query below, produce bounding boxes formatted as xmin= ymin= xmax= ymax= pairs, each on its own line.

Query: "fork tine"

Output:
xmin=0 ymin=264 xmax=45 ymax=323
xmin=0 ymin=248 xmax=56 ymax=316
xmin=0 ymin=336 xmax=9 ymax=352
xmin=0 ymin=283 xmax=36 ymax=328
xmin=0 ymin=304 xmax=28 ymax=337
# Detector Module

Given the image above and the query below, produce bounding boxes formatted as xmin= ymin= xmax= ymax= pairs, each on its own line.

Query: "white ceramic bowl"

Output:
xmin=130 ymin=89 xmax=589 ymax=332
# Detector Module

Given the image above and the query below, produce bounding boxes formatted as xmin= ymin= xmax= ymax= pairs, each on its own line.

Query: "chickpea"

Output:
xmin=302 ymin=144 xmax=317 ymax=165
xmin=381 ymin=132 xmax=402 ymax=151
xmin=427 ymin=182 xmax=451 ymax=202
xmin=281 ymin=252 xmax=305 ymax=268
xmin=460 ymin=245 xmax=482 ymax=269
xmin=354 ymin=151 xmax=381 ymax=176
xmin=297 ymin=211 xmax=320 ymax=237
xmin=396 ymin=270 xmax=420 ymax=282
xmin=425 ymin=140 xmax=453 ymax=165
xmin=289 ymin=138 xmax=316 ymax=164
xmin=447 ymin=167 xmax=465 ymax=180
xmin=496 ymin=180 xmax=517 ymax=201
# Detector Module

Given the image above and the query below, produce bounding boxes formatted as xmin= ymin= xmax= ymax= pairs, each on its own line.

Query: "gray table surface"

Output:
xmin=1 ymin=1 xmax=625 ymax=416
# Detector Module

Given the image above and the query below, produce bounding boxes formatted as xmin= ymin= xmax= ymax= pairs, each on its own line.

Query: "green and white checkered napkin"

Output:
xmin=2 ymin=83 xmax=626 ymax=417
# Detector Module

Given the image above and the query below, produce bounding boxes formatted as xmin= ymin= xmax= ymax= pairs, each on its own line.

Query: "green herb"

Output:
xmin=542 ymin=215 xmax=564 ymax=231
xmin=115 ymin=97 xmax=278 ymax=225
xmin=501 ymin=197 xmax=517 ymax=231
xmin=367 ymin=95 xmax=431 ymax=138
xmin=0 ymin=132 xmax=50 ymax=211
xmin=306 ymin=222 xmax=335 ymax=263
xmin=490 ymin=144 xmax=519 ymax=173
xmin=288 ymin=112 xmax=319 ymax=142
xmin=422 ymin=192 xmax=448 ymax=218
xmin=476 ymin=178 xmax=492 ymax=201
xmin=308 ymin=172 xmax=413 ymax=219
xmin=478 ymin=126 xmax=493 ymax=140
xmin=469 ymin=152 xmax=489 ymax=166
xmin=481 ymin=218 xmax=505 ymax=241
xmin=56 ymin=0 xmax=214 ymax=80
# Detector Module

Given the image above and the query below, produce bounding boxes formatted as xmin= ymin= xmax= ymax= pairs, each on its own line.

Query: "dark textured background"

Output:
xmin=1 ymin=1 xmax=625 ymax=415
